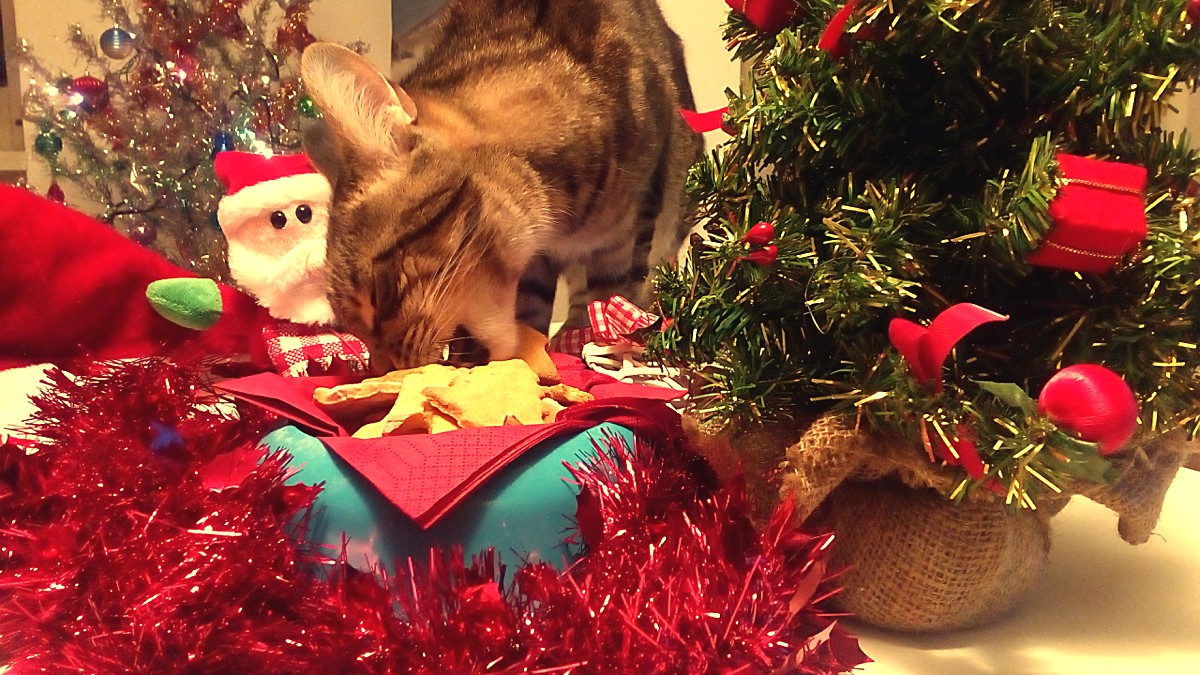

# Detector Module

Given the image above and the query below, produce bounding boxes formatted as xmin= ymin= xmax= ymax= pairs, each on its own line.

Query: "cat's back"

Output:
xmin=399 ymin=0 xmax=695 ymax=161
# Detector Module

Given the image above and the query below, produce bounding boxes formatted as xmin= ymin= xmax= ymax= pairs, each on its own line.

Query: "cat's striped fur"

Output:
xmin=301 ymin=0 xmax=701 ymax=371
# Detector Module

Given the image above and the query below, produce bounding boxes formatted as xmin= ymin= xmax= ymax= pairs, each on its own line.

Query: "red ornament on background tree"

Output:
xmin=129 ymin=219 xmax=158 ymax=246
xmin=276 ymin=3 xmax=317 ymax=54
xmin=46 ymin=181 xmax=66 ymax=204
xmin=70 ymin=75 xmax=109 ymax=114
xmin=210 ymin=0 xmax=249 ymax=37
xmin=725 ymin=0 xmax=802 ymax=33
xmin=1026 ymin=153 xmax=1148 ymax=273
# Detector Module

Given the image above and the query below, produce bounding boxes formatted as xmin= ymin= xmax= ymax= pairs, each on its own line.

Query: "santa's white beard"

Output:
xmin=229 ymin=239 xmax=336 ymax=326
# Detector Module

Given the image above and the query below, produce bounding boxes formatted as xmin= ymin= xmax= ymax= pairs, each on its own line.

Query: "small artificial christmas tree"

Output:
xmin=653 ymin=0 xmax=1200 ymax=630
xmin=21 ymin=0 xmax=327 ymax=279
xmin=657 ymin=0 xmax=1200 ymax=506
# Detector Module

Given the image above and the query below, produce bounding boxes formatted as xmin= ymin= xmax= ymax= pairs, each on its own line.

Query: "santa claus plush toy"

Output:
xmin=214 ymin=151 xmax=335 ymax=326
xmin=214 ymin=151 xmax=369 ymax=376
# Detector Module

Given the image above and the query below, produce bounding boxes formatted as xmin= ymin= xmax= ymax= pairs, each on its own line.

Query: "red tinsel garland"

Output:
xmin=0 ymin=358 xmax=865 ymax=673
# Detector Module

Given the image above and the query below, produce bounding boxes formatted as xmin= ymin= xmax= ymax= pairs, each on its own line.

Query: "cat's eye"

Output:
xmin=270 ymin=211 xmax=288 ymax=229
xmin=295 ymin=204 xmax=313 ymax=223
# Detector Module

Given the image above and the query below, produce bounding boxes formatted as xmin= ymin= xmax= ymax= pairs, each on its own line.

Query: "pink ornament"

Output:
xmin=742 ymin=221 xmax=775 ymax=246
xmin=1038 ymin=364 xmax=1139 ymax=455
xmin=742 ymin=244 xmax=778 ymax=266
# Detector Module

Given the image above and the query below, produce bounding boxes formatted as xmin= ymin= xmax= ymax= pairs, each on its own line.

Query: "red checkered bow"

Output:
xmin=262 ymin=320 xmax=371 ymax=377
xmin=550 ymin=295 xmax=659 ymax=357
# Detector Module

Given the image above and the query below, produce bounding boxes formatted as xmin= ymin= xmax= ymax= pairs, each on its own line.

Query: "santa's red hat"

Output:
xmin=213 ymin=151 xmax=331 ymax=232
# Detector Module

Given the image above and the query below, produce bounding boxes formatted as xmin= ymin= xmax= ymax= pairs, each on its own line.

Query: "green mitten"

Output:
xmin=146 ymin=278 xmax=224 ymax=330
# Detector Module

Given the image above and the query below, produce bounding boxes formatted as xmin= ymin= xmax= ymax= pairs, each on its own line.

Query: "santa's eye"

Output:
xmin=270 ymin=211 xmax=288 ymax=229
xmin=295 ymin=204 xmax=313 ymax=223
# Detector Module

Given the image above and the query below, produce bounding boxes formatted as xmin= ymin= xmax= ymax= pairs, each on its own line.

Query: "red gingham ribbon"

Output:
xmin=550 ymin=295 xmax=659 ymax=357
xmin=262 ymin=320 xmax=371 ymax=377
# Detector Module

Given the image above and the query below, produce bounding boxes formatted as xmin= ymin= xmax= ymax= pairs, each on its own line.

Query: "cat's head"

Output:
xmin=299 ymin=43 xmax=538 ymax=371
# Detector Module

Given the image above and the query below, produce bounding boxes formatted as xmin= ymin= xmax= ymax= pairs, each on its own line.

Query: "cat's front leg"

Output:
xmin=461 ymin=280 xmax=520 ymax=362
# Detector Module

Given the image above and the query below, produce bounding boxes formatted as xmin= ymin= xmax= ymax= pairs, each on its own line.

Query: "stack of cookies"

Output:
xmin=313 ymin=359 xmax=593 ymax=438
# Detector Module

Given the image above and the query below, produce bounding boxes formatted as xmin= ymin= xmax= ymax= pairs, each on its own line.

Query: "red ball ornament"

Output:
xmin=129 ymin=219 xmax=158 ymax=246
xmin=1038 ymin=364 xmax=1139 ymax=455
xmin=1189 ymin=0 xmax=1200 ymax=24
xmin=725 ymin=0 xmax=801 ymax=33
xmin=46 ymin=181 xmax=66 ymax=204
xmin=70 ymin=75 xmax=109 ymax=113
xmin=742 ymin=244 xmax=778 ymax=266
xmin=742 ymin=221 xmax=776 ymax=246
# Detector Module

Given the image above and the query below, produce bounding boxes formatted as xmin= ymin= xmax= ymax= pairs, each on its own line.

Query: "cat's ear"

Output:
xmin=302 ymin=118 xmax=343 ymax=189
xmin=300 ymin=43 xmax=419 ymax=159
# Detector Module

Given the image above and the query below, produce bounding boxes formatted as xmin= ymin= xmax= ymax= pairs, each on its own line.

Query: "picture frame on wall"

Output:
xmin=1 ymin=11 xmax=8 ymax=88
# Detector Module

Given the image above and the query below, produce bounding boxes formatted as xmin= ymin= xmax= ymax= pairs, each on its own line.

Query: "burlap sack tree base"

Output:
xmin=687 ymin=411 xmax=1193 ymax=633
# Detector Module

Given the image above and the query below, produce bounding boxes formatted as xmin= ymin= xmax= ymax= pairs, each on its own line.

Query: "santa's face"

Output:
xmin=225 ymin=197 xmax=336 ymax=326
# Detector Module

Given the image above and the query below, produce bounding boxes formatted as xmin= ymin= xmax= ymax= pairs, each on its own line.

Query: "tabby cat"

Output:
xmin=301 ymin=0 xmax=701 ymax=371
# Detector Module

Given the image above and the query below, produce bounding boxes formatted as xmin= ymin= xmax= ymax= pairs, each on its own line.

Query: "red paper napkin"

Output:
xmin=216 ymin=373 xmax=356 ymax=436
xmin=215 ymin=355 xmax=686 ymax=527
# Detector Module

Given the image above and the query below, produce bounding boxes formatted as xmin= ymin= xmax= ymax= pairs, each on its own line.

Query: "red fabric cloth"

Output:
xmin=1027 ymin=153 xmax=1147 ymax=273
xmin=0 ymin=185 xmax=267 ymax=369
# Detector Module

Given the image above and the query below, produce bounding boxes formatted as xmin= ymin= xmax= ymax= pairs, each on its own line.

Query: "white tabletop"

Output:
xmin=2 ymin=364 xmax=1197 ymax=673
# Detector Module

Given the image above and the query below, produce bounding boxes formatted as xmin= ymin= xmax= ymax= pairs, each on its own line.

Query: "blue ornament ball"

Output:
xmin=100 ymin=27 xmax=135 ymax=60
xmin=211 ymin=131 xmax=235 ymax=157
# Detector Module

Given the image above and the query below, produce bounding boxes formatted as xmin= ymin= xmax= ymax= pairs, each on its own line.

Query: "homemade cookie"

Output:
xmin=374 ymin=363 xmax=464 ymax=435
xmin=515 ymin=323 xmax=560 ymax=384
xmin=423 ymin=359 xmax=545 ymax=428
xmin=313 ymin=367 xmax=416 ymax=425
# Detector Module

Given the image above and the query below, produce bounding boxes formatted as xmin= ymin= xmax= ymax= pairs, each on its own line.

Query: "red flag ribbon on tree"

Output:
xmin=888 ymin=303 xmax=1009 ymax=392
xmin=679 ymin=106 xmax=733 ymax=134
xmin=818 ymin=0 xmax=859 ymax=58
xmin=725 ymin=0 xmax=802 ymax=33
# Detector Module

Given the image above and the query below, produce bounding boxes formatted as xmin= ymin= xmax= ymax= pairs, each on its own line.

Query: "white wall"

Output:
xmin=662 ymin=0 xmax=741 ymax=149
xmin=10 ymin=1 xmax=738 ymax=194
